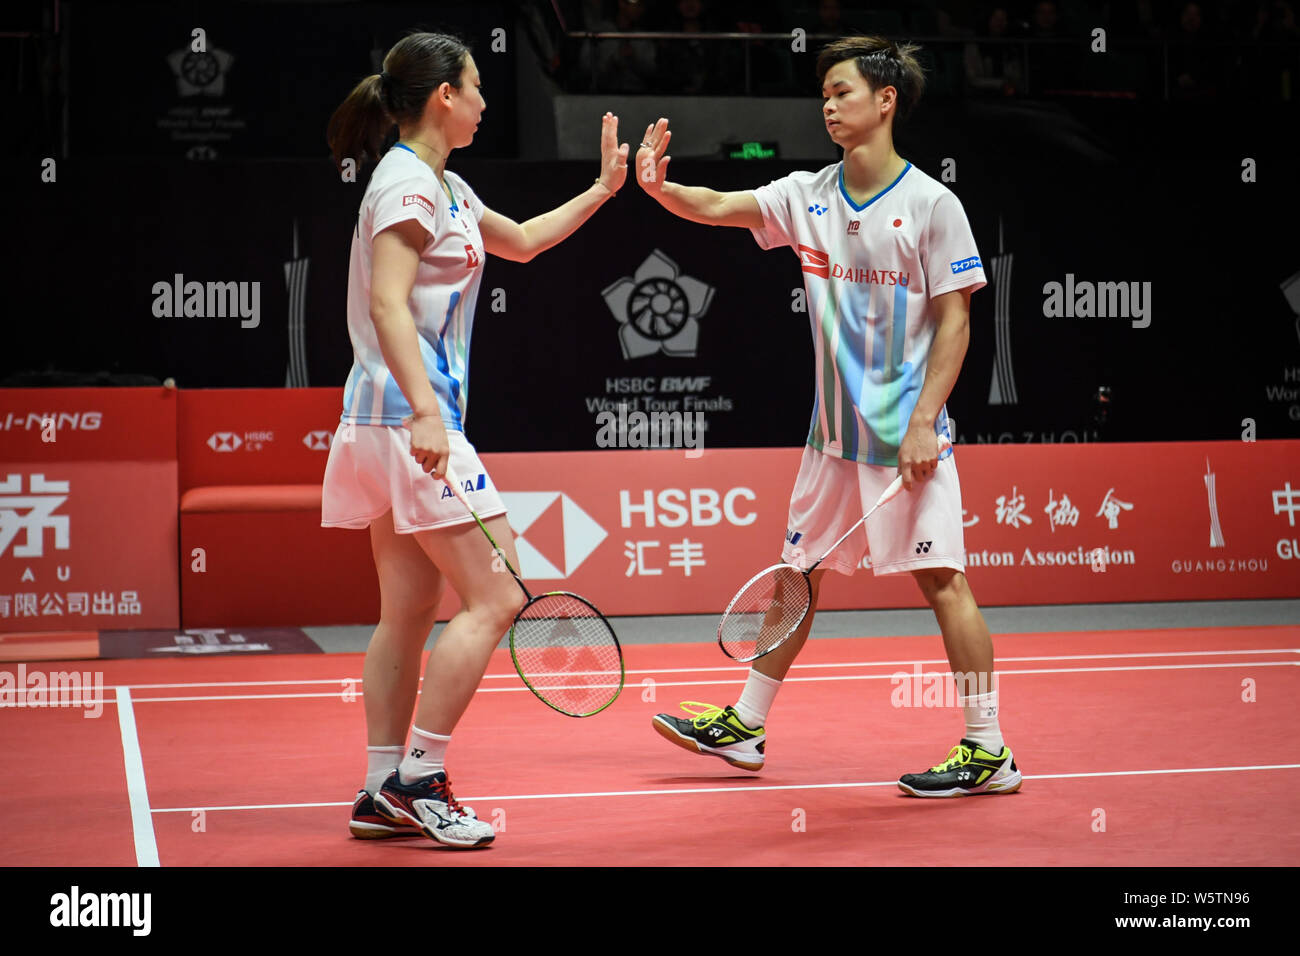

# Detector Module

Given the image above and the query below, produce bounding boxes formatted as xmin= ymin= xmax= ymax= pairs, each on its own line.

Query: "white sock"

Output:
xmin=398 ymin=727 xmax=451 ymax=783
xmin=959 ymin=690 xmax=1004 ymax=754
xmin=733 ymin=669 xmax=782 ymax=729
xmin=364 ymin=745 xmax=404 ymax=796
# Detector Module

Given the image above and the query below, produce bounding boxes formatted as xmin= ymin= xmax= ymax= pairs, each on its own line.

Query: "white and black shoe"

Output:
xmin=373 ymin=770 xmax=495 ymax=848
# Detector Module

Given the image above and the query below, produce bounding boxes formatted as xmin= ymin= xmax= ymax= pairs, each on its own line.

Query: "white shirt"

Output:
xmin=751 ymin=161 xmax=986 ymax=466
xmin=341 ymin=145 xmax=486 ymax=431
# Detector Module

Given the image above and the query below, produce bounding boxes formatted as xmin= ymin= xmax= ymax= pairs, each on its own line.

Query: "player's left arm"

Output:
xmin=479 ymin=111 xmax=628 ymax=262
xmin=898 ymin=288 xmax=971 ymax=490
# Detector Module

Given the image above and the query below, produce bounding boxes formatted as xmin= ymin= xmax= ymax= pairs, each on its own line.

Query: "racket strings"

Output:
xmin=512 ymin=593 xmax=623 ymax=716
xmin=718 ymin=565 xmax=811 ymax=661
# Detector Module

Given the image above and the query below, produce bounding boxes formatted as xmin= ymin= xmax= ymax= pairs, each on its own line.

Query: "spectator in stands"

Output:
xmin=658 ymin=0 xmax=718 ymax=93
xmin=577 ymin=0 xmax=660 ymax=92
xmin=1169 ymin=2 xmax=1217 ymax=97
xmin=964 ymin=5 xmax=1024 ymax=94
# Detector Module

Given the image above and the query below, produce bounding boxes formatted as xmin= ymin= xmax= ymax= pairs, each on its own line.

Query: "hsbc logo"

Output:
xmin=499 ymin=492 xmax=607 ymax=579
xmin=206 ymin=431 xmax=273 ymax=452
xmin=797 ymin=244 xmax=830 ymax=279
xmin=207 ymin=432 xmax=242 ymax=452
xmin=303 ymin=431 xmax=331 ymax=451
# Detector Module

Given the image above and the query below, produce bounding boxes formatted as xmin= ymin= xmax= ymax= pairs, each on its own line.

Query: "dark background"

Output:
xmin=2 ymin=0 xmax=1298 ymax=449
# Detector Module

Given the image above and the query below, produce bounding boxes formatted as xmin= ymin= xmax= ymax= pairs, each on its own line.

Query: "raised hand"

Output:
xmin=597 ymin=112 xmax=629 ymax=195
xmin=635 ymin=117 xmax=672 ymax=194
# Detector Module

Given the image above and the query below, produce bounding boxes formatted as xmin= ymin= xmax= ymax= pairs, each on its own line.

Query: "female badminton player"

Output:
xmin=639 ymin=36 xmax=1020 ymax=798
xmin=323 ymin=31 xmax=629 ymax=846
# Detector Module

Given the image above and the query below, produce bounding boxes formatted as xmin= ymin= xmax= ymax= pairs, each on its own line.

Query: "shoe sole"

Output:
xmin=897 ymin=770 xmax=1023 ymax=798
xmin=651 ymin=715 xmax=764 ymax=772
xmin=349 ymin=820 xmax=419 ymax=839
xmin=372 ymin=792 xmax=495 ymax=848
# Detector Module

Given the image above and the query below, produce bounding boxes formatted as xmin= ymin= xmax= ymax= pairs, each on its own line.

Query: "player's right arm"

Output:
xmin=635 ymin=118 xmax=763 ymax=230
xmin=370 ymin=218 xmax=449 ymax=476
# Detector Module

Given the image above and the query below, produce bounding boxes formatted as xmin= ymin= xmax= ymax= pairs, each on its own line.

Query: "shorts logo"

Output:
xmin=786 ymin=529 xmax=803 ymax=545
xmin=402 ymin=194 xmax=436 ymax=216
xmin=797 ymin=245 xmax=830 ymax=279
xmin=950 ymin=256 xmax=982 ymax=274
xmin=915 ymin=541 xmax=933 ymax=554
xmin=440 ymin=473 xmax=487 ymax=498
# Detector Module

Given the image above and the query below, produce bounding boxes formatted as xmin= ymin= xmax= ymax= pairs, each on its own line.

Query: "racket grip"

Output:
xmin=878 ymin=436 xmax=953 ymax=506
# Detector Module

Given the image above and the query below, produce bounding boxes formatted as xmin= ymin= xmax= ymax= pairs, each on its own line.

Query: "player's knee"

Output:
xmin=913 ymin=567 xmax=962 ymax=603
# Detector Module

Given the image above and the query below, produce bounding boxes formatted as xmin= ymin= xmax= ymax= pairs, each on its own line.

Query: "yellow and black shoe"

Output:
xmin=652 ymin=701 xmax=766 ymax=771
xmin=897 ymin=738 xmax=1022 ymax=797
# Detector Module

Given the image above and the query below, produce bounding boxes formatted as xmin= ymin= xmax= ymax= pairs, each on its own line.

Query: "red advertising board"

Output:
xmin=0 ymin=388 xmax=179 ymax=632
xmin=427 ymin=440 xmax=1300 ymax=619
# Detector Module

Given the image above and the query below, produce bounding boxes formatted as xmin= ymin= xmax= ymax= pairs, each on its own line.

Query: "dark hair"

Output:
xmin=326 ymin=32 xmax=471 ymax=172
xmin=815 ymin=36 xmax=926 ymax=124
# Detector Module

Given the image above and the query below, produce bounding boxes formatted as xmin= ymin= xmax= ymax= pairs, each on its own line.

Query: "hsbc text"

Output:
xmin=620 ymin=488 xmax=757 ymax=527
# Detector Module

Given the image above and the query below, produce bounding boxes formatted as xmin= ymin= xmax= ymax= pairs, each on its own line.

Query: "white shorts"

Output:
xmin=320 ymin=424 xmax=506 ymax=533
xmin=780 ymin=445 xmax=966 ymax=577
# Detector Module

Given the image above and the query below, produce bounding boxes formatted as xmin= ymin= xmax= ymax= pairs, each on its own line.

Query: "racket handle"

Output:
xmin=876 ymin=435 xmax=953 ymax=508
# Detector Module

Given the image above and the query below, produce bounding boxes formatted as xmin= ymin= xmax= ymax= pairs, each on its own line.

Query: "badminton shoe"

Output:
xmin=349 ymin=789 xmax=420 ymax=839
xmin=897 ymin=738 xmax=1022 ymax=797
xmin=652 ymin=701 xmax=766 ymax=771
xmin=373 ymin=770 xmax=495 ymax=848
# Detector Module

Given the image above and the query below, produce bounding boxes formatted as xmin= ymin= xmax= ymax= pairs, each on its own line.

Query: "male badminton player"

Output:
xmin=638 ymin=36 xmax=1020 ymax=797
xmin=323 ymin=31 xmax=629 ymax=846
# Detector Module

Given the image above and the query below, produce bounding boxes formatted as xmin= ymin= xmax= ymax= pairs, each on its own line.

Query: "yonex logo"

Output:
xmin=950 ymin=256 xmax=982 ymax=274
xmin=302 ymin=431 xmax=331 ymax=451
xmin=207 ymin=432 xmax=242 ymax=452
xmin=797 ymin=244 xmax=830 ymax=279
xmin=807 ymin=203 xmax=827 ymax=216
xmin=915 ymin=541 xmax=932 ymax=554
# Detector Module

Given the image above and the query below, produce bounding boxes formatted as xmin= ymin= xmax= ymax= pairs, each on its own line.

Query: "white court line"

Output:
xmin=149 ymin=762 xmax=1300 ymax=813
xmin=18 ymin=658 xmax=1296 ymax=706
xmin=91 ymin=647 xmax=1300 ymax=690
xmin=116 ymin=687 xmax=159 ymax=867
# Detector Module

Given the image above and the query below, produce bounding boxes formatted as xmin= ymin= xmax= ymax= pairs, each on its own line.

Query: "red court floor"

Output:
xmin=2 ymin=624 xmax=1297 ymax=866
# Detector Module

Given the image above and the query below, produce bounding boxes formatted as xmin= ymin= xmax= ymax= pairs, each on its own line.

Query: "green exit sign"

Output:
xmin=724 ymin=141 xmax=779 ymax=159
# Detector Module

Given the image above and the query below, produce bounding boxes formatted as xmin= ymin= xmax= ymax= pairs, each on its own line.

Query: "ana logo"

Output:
xmin=785 ymin=529 xmax=803 ymax=545
xmin=950 ymin=256 xmax=982 ymax=274
xmin=402 ymin=194 xmax=436 ymax=216
xmin=465 ymin=244 xmax=480 ymax=269
xmin=303 ymin=431 xmax=331 ymax=451
xmin=602 ymin=249 xmax=715 ymax=359
xmin=915 ymin=541 xmax=933 ymax=554
xmin=807 ymin=203 xmax=827 ymax=216
xmin=499 ymin=492 xmax=608 ymax=578
xmin=207 ymin=432 xmax=242 ymax=452
xmin=797 ymin=244 xmax=830 ymax=279
xmin=847 ymin=221 xmax=860 ymax=235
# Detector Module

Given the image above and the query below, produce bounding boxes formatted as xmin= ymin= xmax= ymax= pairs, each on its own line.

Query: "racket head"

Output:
xmin=509 ymin=591 xmax=625 ymax=718
xmin=717 ymin=563 xmax=813 ymax=662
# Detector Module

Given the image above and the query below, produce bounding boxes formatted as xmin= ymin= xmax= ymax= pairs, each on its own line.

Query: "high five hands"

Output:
xmin=596 ymin=112 xmax=630 ymax=195
xmin=635 ymin=118 xmax=672 ymax=194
